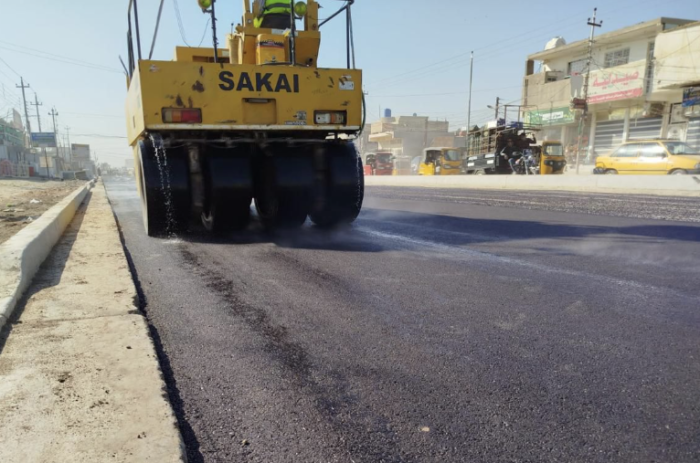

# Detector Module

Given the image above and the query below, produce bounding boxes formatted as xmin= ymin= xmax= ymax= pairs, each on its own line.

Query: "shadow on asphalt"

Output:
xmin=0 ymin=193 xmax=92 ymax=357
xmin=358 ymin=208 xmax=700 ymax=244
xmin=182 ymin=220 xmax=387 ymax=253
xmin=177 ymin=206 xmax=700 ymax=254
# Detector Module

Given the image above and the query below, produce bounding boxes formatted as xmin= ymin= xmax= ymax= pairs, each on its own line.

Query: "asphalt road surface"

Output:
xmin=105 ymin=179 xmax=700 ymax=463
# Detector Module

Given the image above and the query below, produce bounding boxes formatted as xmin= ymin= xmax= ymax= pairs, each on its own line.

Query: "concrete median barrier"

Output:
xmin=0 ymin=180 xmax=94 ymax=330
xmin=364 ymin=174 xmax=700 ymax=197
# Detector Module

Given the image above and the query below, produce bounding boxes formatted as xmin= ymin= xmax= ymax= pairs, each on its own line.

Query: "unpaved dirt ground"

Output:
xmin=0 ymin=179 xmax=83 ymax=244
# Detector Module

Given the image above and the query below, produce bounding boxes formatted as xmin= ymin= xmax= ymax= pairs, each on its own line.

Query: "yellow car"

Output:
xmin=594 ymin=140 xmax=700 ymax=175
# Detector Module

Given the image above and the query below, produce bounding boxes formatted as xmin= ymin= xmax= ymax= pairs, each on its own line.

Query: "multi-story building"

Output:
xmin=367 ymin=114 xmax=451 ymax=160
xmin=522 ymin=17 xmax=700 ymax=155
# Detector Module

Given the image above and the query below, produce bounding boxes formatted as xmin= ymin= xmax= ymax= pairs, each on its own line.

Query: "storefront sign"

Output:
xmin=524 ymin=107 xmax=575 ymax=126
xmin=588 ymin=62 xmax=645 ymax=104
xmin=683 ymin=87 xmax=700 ymax=107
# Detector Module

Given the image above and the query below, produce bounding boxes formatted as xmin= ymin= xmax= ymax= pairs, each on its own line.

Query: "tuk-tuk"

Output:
xmin=374 ymin=151 xmax=394 ymax=176
xmin=418 ymin=147 xmax=463 ymax=175
xmin=537 ymin=141 xmax=567 ymax=175
xmin=363 ymin=153 xmax=376 ymax=176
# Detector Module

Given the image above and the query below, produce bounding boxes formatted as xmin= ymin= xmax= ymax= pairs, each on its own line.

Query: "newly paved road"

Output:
xmin=105 ymin=179 xmax=700 ymax=463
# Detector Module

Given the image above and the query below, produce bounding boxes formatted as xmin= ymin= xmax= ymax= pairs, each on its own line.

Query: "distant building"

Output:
xmin=367 ymin=115 xmax=450 ymax=160
xmin=71 ymin=143 xmax=95 ymax=178
xmin=522 ymin=17 xmax=700 ymax=154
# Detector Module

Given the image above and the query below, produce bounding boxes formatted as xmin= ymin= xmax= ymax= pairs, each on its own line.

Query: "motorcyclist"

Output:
xmin=518 ymin=132 xmax=537 ymax=150
xmin=499 ymin=139 xmax=521 ymax=174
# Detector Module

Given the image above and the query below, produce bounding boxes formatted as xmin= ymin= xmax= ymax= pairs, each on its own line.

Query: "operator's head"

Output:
xmin=519 ymin=133 xmax=526 ymax=139
xmin=507 ymin=139 xmax=514 ymax=145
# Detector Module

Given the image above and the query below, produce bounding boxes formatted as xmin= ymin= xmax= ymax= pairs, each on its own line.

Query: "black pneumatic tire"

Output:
xmin=137 ymin=138 xmax=190 ymax=237
xmin=254 ymin=150 xmax=314 ymax=229
xmin=309 ymin=143 xmax=364 ymax=228
xmin=201 ymin=153 xmax=253 ymax=233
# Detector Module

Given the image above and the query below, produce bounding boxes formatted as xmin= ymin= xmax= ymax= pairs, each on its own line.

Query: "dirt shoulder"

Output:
xmin=0 ymin=179 xmax=84 ymax=245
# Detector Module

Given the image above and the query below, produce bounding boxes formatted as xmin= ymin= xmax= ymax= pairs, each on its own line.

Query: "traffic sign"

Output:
xmin=30 ymin=132 xmax=57 ymax=148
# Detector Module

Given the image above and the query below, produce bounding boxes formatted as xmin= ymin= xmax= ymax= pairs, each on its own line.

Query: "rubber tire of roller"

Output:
xmin=201 ymin=154 xmax=252 ymax=232
xmin=138 ymin=139 xmax=190 ymax=237
xmin=309 ymin=144 xmax=364 ymax=228
xmin=255 ymin=154 xmax=313 ymax=229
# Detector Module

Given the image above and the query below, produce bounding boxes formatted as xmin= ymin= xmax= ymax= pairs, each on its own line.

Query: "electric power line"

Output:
xmin=71 ymin=133 xmax=127 ymax=139
xmin=197 ymin=17 xmax=212 ymax=47
xmin=0 ymin=46 xmax=122 ymax=74
xmin=0 ymin=56 xmax=21 ymax=77
xmin=172 ymin=0 xmax=192 ymax=46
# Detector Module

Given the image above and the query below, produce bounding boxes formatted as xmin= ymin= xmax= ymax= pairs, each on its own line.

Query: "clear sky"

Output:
xmin=0 ymin=0 xmax=698 ymax=166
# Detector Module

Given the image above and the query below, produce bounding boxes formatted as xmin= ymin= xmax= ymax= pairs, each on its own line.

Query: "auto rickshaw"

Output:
xmin=537 ymin=141 xmax=567 ymax=174
xmin=364 ymin=153 xmax=376 ymax=176
xmin=373 ymin=152 xmax=394 ymax=175
xmin=418 ymin=147 xmax=463 ymax=175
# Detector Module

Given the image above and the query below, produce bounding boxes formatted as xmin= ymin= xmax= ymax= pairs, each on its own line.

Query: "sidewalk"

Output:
xmin=0 ymin=182 xmax=185 ymax=463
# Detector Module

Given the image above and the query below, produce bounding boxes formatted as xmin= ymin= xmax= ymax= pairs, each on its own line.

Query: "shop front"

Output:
xmin=683 ymin=87 xmax=700 ymax=151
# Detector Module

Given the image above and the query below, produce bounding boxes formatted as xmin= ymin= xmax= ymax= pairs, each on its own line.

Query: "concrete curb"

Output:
xmin=0 ymin=180 xmax=95 ymax=330
xmin=364 ymin=175 xmax=700 ymax=197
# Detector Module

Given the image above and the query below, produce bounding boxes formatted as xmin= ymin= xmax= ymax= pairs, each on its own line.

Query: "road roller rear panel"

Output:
xmin=125 ymin=0 xmax=364 ymax=237
xmin=125 ymin=61 xmax=362 ymax=145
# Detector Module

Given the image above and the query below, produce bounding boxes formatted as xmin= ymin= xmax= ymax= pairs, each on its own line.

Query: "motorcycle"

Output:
xmin=510 ymin=150 xmax=539 ymax=175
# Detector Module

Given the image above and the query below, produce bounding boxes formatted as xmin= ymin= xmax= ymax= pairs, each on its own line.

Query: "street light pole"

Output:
xmin=466 ymin=51 xmax=474 ymax=149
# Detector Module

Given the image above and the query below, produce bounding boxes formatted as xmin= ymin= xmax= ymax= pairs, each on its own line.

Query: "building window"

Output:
xmin=604 ymin=48 xmax=630 ymax=68
xmin=567 ymin=59 xmax=587 ymax=76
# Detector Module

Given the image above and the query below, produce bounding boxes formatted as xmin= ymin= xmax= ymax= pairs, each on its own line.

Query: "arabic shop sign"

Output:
xmin=525 ymin=107 xmax=575 ymax=126
xmin=683 ymin=87 xmax=700 ymax=107
xmin=588 ymin=62 xmax=645 ymax=104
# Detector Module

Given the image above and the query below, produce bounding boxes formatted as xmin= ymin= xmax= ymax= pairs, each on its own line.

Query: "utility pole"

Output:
xmin=466 ymin=51 xmax=474 ymax=149
xmin=49 ymin=107 xmax=59 ymax=177
xmin=494 ymin=96 xmax=500 ymax=121
xmin=16 ymin=77 xmax=31 ymax=164
xmin=30 ymin=93 xmax=49 ymax=177
xmin=30 ymin=93 xmax=43 ymax=131
xmin=66 ymin=127 xmax=72 ymax=167
xmin=575 ymin=8 xmax=602 ymax=174
xmin=49 ymin=107 xmax=58 ymax=136
xmin=16 ymin=77 xmax=31 ymax=134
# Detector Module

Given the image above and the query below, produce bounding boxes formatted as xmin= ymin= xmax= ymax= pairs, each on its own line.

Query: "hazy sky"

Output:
xmin=0 ymin=0 xmax=698 ymax=166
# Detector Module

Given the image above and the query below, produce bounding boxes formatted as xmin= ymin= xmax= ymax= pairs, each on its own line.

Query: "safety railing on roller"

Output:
xmin=123 ymin=0 xmax=358 ymax=77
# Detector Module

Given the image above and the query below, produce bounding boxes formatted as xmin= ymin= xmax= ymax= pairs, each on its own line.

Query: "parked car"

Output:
xmin=594 ymin=140 xmax=700 ymax=175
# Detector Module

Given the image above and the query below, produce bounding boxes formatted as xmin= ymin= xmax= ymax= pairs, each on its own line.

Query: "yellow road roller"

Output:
xmin=124 ymin=0 xmax=364 ymax=236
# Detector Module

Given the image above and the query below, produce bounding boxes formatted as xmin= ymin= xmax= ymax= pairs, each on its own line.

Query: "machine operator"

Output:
xmin=254 ymin=0 xmax=293 ymax=28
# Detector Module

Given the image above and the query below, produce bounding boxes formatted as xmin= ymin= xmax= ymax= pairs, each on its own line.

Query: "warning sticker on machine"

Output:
xmin=339 ymin=75 xmax=355 ymax=91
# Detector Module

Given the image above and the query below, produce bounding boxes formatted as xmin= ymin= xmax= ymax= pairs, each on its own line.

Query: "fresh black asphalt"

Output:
xmin=105 ymin=179 xmax=700 ymax=463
